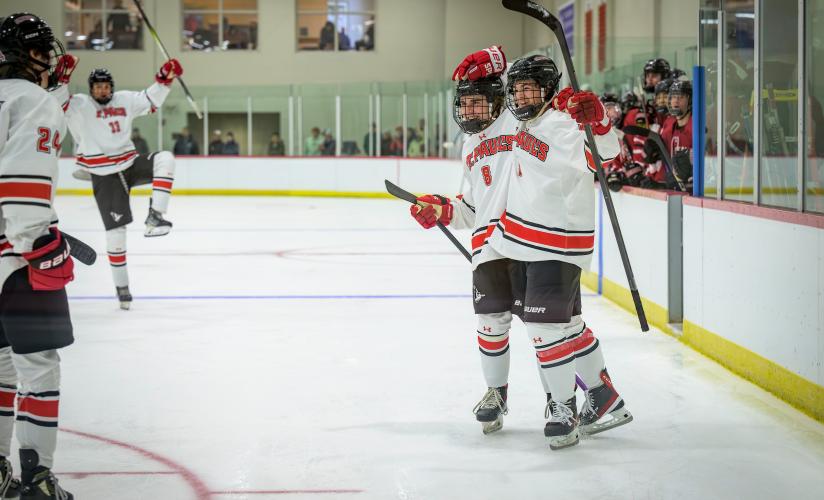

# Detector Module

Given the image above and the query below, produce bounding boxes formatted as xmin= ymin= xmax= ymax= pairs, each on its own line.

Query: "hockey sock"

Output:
xmin=477 ymin=312 xmax=511 ymax=388
xmin=13 ymin=350 xmax=61 ymax=469
xmin=106 ymin=226 xmax=128 ymax=287
xmin=150 ymin=151 xmax=175 ymax=213
xmin=527 ymin=322 xmax=578 ymax=403
xmin=571 ymin=318 xmax=607 ymax=389
xmin=0 ymin=349 xmax=16 ymax=459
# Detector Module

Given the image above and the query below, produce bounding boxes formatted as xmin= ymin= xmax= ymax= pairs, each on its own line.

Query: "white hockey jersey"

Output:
xmin=0 ymin=79 xmax=65 ymax=286
xmin=449 ymin=109 xmax=519 ymax=270
xmin=487 ymin=106 xmax=620 ymax=270
xmin=51 ymin=82 xmax=170 ymax=176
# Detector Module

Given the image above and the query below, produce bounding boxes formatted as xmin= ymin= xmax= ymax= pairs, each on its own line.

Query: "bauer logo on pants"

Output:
xmin=110 ymin=212 xmax=123 ymax=222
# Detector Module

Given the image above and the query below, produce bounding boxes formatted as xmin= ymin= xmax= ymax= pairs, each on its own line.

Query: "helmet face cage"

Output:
xmin=654 ymin=79 xmax=673 ymax=114
xmin=453 ymin=78 xmax=504 ymax=134
xmin=667 ymin=81 xmax=692 ymax=118
xmin=0 ymin=13 xmax=64 ymax=88
xmin=89 ymin=69 xmax=115 ymax=104
xmin=505 ymin=56 xmax=561 ymax=121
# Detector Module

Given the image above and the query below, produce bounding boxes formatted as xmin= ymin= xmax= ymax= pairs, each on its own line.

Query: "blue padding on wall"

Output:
xmin=693 ymin=65 xmax=706 ymax=197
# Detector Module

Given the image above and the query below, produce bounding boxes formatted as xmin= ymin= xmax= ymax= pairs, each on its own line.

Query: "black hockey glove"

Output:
xmin=673 ymin=149 xmax=693 ymax=187
xmin=624 ymin=163 xmax=645 ymax=187
xmin=643 ymin=139 xmax=661 ymax=163
xmin=606 ymin=170 xmax=625 ymax=192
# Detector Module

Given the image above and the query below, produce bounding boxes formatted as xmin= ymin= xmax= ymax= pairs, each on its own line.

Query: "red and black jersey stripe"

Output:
xmin=76 ymin=150 xmax=138 ymax=169
xmin=496 ymin=211 xmax=594 ymax=256
xmin=0 ymin=175 xmax=52 ymax=209
xmin=16 ymin=390 xmax=59 ymax=428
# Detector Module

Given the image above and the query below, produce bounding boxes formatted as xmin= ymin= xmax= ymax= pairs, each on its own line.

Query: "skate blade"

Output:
xmin=481 ymin=416 xmax=503 ymax=435
xmin=144 ymin=226 xmax=171 ymax=237
xmin=581 ymin=409 xmax=633 ymax=436
xmin=547 ymin=429 xmax=580 ymax=450
xmin=119 ymin=301 xmax=131 ymax=310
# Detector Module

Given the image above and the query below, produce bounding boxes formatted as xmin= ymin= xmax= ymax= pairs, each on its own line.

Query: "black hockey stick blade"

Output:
xmin=622 ymin=125 xmax=650 ymax=138
xmin=502 ymin=0 xmax=649 ymax=332
xmin=62 ymin=232 xmax=97 ymax=266
xmin=384 ymin=180 xmax=472 ymax=262
xmin=132 ymin=0 xmax=202 ymax=119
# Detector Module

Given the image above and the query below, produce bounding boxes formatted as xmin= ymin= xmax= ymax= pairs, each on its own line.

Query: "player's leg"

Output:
xmin=129 ymin=152 xmax=175 ymax=237
xmin=522 ymin=260 xmax=583 ymax=450
xmin=0 ymin=342 xmax=19 ymax=497
xmin=572 ymin=281 xmax=633 ymax=435
xmin=0 ymin=269 xmax=73 ymax=499
xmin=91 ymin=173 xmax=134 ymax=310
xmin=471 ymin=259 xmax=515 ymax=434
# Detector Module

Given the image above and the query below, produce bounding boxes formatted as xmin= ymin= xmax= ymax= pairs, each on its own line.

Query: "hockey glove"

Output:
xmin=643 ymin=139 xmax=662 ymax=163
xmin=452 ymin=46 xmax=507 ymax=81
xmin=672 ymin=149 xmax=693 ymax=187
xmin=54 ymin=54 xmax=79 ymax=85
xmin=156 ymin=59 xmax=183 ymax=86
xmin=624 ymin=163 xmax=645 ymax=187
xmin=606 ymin=170 xmax=625 ymax=192
xmin=567 ymin=91 xmax=605 ymax=127
xmin=22 ymin=229 xmax=75 ymax=291
xmin=410 ymin=195 xmax=453 ymax=229
xmin=552 ymin=87 xmax=575 ymax=112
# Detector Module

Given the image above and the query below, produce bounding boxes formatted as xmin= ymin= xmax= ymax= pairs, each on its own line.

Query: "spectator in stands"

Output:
xmin=173 ymin=127 xmax=200 ymax=155
xmin=380 ymin=131 xmax=392 ymax=156
xmin=389 ymin=128 xmax=404 ymax=156
xmin=338 ymin=28 xmax=351 ymax=50
xmin=321 ymin=129 xmax=336 ymax=156
xmin=224 ymin=131 xmax=240 ymax=155
xmin=356 ymin=17 xmax=375 ymax=51
xmin=108 ymin=1 xmax=135 ymax=49
xmin=131 ymin=128 xmax=149 ymax=156
xmin=363 ymin=123 xmax=378 ymax=155
xmin=407 ymin=128 xmax=424 ymax=157
xmin=305 ymin=127 xmax=323 ymax=155
xmin=268 ymin=132 xmax=285 ymax=156
xmin=209 ymin=130 xmax=224 ymax=155
xmin=320 ymin=21 xmax=335 ymax=50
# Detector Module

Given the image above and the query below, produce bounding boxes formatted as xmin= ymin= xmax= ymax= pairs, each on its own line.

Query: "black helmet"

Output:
xmin=600 ymin=92 xmax=619 ymax=105
xmin=643 ymin=57 xmax=671 ymax=92
xmin=669 ymin=68 xmax=687 ymax=80
xmin=0 ymin=13 xmax=65 ymax=88
xmin=667 ymin=79 xmax=692 ymax=117
xmin=653 ymin=79 xmax=673 ymax=114
xmin=453 ymin=76 xmax=505 ymax=134
xmin=88 ymin=68 xmax=115 ymax=105
xmin=505 ymin=55 xmax=562 ymax=121
xmin=621 ymin=92 xmax=641 ymax=114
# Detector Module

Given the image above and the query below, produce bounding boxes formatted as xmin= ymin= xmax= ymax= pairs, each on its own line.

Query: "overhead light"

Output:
xmin=735 ymin=13 xmax=755 ymax=19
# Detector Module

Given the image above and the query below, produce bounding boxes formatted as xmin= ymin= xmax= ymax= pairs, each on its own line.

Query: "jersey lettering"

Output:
xmin=466 ymin=134 xmax=516 ymax=169
xmin=514 ymin=131 xmax=549 ymax=162
xmin=96 ymin=107 xmax=127 ymax=119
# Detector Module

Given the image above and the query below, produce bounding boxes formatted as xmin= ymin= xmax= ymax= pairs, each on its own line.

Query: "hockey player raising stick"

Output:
xmin=0 ymin=13 xmax=77 ymax=499
xmin=51 ymin=54 xmax=183 ymax=310
xmin=485 ymin=55 xmax=633 ymax=450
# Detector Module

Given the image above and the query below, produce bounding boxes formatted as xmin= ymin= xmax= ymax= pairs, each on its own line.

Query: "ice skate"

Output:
xmin=544 ymin=396 xmax=579 ymax=450
xmin=19 ymin=450 xmax=72 ymax=500
xmin=472 ymin=386 xmax=508 ymax=434
xmin=0 ymin=458 xmax=20 ymax=498
xmin=579 ymin=369 xmax=632 ymax=435
xmin=116 ymin=286 xmax=132 ymax=310
xmin=144 ymin=207 xmax=172 ymax=237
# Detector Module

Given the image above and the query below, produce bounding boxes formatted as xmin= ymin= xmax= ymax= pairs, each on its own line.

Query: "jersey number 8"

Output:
xmin=481 ymin=165 xmax=492 ymax=186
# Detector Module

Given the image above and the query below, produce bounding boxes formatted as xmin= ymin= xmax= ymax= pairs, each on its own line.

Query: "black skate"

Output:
xmin=544 ymin=396 xmax=579 ymax=450
xmin=0 ymin=458 xmax=20 ymax=498
xmin=472 ymin=386 xmax=508 ymax=434
xmin=144 ymin=207 xmax=172 ymax=237
xmin=579 ymin=369 xmax=633 ymax=436
xmin=19 ymin=450 xmax=72 ymax=500
xmin=116 ymin=286 xmax=132 ymax=310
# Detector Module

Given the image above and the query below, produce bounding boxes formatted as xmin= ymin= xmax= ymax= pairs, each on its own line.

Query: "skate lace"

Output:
xmin=472 ymin=388 xmax=507 ymax=415
xmin=582 ymin=389 xmax=595 ymax=416
xmin=49 ymin=473 xmax=70 ymax=500
xmin=544 ymin=400 xmax=574 ymax=424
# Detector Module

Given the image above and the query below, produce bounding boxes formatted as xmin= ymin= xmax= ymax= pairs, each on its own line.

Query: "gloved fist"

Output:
xmin=567 ymin=90 xmax=605 ymax=127
xmin=643 ymin=139 xmax=661 ymax=162
xmin=452 ymin=46 xmax=506 ymax=81
xmin=552 ymin=87 xmax=575 ymax=112
xmin=410 ymin=194 xmax=453 ymax=229
xmin=672 ymin=149 xmax=693 ymax=185
xmin=54 ymin=54 xmax=79 ymax=85
xmin=22 ymin=229 xmax=75 ymax=291
xmin=624 ymin=163 xmax=645 ymax=187
xmin=606 ymin=170 xmax=625 ymax=192
xmin=156 ymin=58 xmax=183 ymax=85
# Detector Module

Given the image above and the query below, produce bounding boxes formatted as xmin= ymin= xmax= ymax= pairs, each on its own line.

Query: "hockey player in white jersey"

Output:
xmin=487 ymin=55 xmax=633 ymax=449
xmin=409 ymin=46 xmax=523 ymax=434
xmin=51 ymin=57 xmax=183 ymax=309
xmin=0 ymin=13 xmax=77 ymax=499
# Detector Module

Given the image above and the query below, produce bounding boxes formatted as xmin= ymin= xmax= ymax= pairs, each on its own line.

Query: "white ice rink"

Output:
xmin=28 ymin=195 xmax=824 ymax=499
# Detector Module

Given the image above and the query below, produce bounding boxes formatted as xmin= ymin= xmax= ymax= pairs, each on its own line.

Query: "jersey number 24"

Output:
xmin=37 ymin=127 xmax=61 ymax=155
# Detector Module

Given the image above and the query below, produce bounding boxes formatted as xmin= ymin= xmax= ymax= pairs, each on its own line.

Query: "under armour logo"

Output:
xmin=479 ymin=133 xmax=487 ymax=140
xmin=483 ymin=326 xmax=492 ymax=333
xmin=473 ymin=286 xmax=485 ymax=304
xmin=533 ymin=337 xmax=543 ymax=344
xmin=110 ymin=212 xmax=123 ymax=222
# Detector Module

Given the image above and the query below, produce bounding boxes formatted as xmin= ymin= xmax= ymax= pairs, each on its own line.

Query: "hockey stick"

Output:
xmin=385 ymin=180 xmax=473 ymax=261
xmin=386 ymin=178 xmax=589 ymax=391
xmin=622 ymin=125 xmax=686 ymax=191
xmin=63 ymin=232 xmax=97 ymax=266
xmin=132 ymin=0 xmax=203 ymax=119
xmin=501 ymin=0 xmax=649 ymax=332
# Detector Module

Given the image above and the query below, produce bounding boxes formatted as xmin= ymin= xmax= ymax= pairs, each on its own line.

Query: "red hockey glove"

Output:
xmin=452 ymin=46 xmax=507 ymax=81
xmin=551 ymin=87 xmax=575 ymax=112
xmin=22 ymin=229 xmax=75 ymax=291
xmin=156 ymin=59 xmax=183 ymax=85
xmin=54 ymin=54 xmax=79 ymax=85
xmin=567 ymin=91 xmax=605 ymax=127
xmin=409 ymin=194 xmax=453 ymax=229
